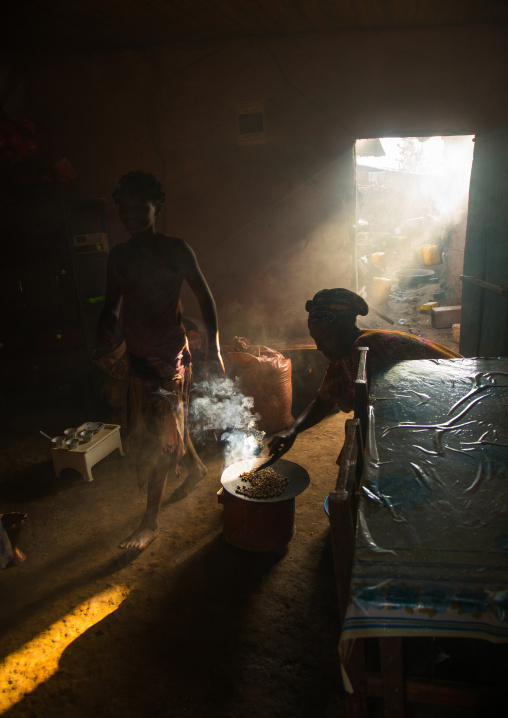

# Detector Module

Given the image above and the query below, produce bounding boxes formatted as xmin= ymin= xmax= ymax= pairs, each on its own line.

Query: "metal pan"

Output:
xmin=393 ymin=268 xmax=435 ymax=287
xmin=221 ymin=457 xmax=310 ymax=503
xmin=84 ymin=422 xmax=105 ymax=433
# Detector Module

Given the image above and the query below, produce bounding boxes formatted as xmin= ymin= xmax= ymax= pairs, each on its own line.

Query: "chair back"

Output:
xmin=328 ymin=417 xmax=363 ymax=626
xmin=328 ymin=346 xmax=369 ymax=626
xmin=354 ymin=346 xmax=369 ymax=446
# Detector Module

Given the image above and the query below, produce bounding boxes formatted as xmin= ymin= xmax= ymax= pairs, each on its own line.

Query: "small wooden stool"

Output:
xmin=51 ymin=423 xmax=124 ymax=482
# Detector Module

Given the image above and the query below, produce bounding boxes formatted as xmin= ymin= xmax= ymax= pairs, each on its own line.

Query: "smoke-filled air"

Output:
xmin=188 ymin=375 xmax=265 ymax=468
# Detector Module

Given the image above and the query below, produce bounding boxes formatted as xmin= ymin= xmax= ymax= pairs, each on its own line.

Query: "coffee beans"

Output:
xmin=235 ymin=467 xmax=289 ymax=499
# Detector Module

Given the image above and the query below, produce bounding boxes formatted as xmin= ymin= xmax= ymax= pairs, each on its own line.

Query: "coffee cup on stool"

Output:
xmin=66 ymin=438 xmax=82 ymax=450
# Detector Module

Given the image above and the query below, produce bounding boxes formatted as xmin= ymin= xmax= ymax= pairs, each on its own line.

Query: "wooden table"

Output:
xmin=339 ymin=357 xmax=508 ymax=715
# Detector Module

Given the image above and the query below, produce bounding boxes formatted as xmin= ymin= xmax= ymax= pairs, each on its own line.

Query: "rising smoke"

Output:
xmin=188 ymin=375 xmax=265 ymax=468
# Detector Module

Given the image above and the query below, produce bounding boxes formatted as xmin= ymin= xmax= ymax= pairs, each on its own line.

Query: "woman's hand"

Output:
xmin=267 ymin=427 xmax=297 ymax=459
xmin=266 ymin=395 xmax=333 ymax=460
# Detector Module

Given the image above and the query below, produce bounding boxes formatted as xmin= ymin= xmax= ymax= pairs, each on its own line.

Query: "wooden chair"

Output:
xmin=353 ymin=346 xmax=369 ymax=447
xmin=328 ymin=346 xmax=410 ymax=717
xmin=328 ymin=345 xmax=369 ymax=626
xmin=328 ymin=417 xmax=363 ymax=626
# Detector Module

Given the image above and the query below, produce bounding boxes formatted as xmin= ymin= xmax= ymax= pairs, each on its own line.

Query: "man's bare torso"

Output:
xmin=111 ymin=234 xmax=188 ymax=358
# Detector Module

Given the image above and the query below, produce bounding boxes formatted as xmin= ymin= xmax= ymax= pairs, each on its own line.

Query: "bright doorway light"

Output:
xmin=355 ymin=135 xmax=475 ymax=314
xmin=357 ymin=136 xmax=474 ymax=222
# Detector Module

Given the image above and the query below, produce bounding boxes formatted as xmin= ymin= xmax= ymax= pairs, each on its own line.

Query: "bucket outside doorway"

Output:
xmin=371 ymin=277 xmax=392 ymax=304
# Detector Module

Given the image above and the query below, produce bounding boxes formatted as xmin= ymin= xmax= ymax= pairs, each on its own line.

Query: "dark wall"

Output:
xmin=12 ymin=24 xmax=508 ymax=343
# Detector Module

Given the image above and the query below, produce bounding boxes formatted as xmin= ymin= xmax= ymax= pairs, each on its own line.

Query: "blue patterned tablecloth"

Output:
xmin=341 ymin=357 xmax=508 ymax=644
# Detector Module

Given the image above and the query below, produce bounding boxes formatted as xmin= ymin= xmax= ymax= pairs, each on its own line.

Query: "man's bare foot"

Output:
xmin=119 ymin=525 xmax=159 ymax=551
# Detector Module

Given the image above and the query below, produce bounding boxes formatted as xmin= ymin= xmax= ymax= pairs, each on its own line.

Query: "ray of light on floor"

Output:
xmin=0 ymin=584 xmax=131 ymax=713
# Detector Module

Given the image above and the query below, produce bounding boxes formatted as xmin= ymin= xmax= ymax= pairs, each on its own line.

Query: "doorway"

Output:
xmin=354 ymin=135 xmax=474 ymax=349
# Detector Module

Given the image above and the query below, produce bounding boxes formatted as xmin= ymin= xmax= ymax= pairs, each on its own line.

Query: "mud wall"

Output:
xmin=15 ymin=23 xmax=508 ymax=343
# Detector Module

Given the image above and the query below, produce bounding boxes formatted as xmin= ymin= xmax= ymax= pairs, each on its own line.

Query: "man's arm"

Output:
xmin=175 ymin=240 xmax=223 ymax=369
xmin=96 ymin=251 xmax=123 ymax=348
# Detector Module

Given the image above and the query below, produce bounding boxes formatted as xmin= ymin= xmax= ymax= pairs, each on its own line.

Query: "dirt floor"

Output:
xmin=0 ymin=390 xmax=353 ymax=718
xmin=0 ymin=290 xmax=463 ymax=718
xmin=358 ymin=276 xmax=461 ymax=352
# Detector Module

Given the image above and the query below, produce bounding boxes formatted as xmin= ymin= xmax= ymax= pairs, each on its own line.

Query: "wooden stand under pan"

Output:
xmin=218 ymin=457 xmax=310 ymax=551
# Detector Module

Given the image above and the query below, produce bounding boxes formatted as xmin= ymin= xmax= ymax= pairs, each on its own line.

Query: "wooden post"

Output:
xmin=379 ymin=637 xmax=405 ymax=718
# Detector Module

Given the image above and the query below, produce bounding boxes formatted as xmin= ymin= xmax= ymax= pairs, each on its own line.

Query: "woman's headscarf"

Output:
xmin=306 ymin=288 xmax=369 ymax=324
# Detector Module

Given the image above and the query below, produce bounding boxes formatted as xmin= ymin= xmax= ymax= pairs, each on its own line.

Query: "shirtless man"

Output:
xmin=97 ymin=171 xmax=223 ymax=551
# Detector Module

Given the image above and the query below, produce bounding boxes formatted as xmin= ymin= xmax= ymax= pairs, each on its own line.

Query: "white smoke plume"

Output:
xmin=188 ymin=375 xmax=265 ymax=468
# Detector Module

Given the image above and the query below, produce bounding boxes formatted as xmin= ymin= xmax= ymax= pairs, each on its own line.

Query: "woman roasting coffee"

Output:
xmin=268 ymin=288 xmax=460 ymax=459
